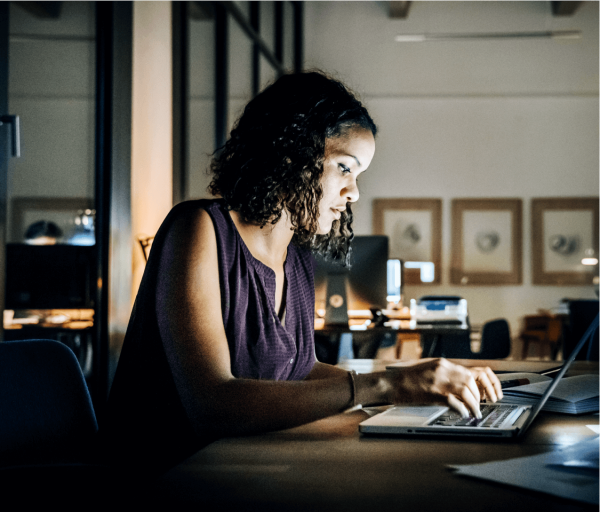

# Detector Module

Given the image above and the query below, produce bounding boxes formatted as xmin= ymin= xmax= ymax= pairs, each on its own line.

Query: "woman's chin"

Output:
xmin=314 ymin=224 xmax=329 ymax=236
xmin=316 ymin=219 xmax=340 ymax=236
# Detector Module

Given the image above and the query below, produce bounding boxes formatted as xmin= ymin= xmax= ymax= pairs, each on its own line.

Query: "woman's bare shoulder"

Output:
xmin=163 ymin=201 xmax=216 ymax=243
xmin=155 ymin=201 xmax=219 ymax=269
xmin=164 ymin=200 xmax=215 ymax=231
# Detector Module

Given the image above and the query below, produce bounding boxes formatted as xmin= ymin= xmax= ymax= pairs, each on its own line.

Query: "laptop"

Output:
xmin=359 ymin=314 xmax=599 ymax=439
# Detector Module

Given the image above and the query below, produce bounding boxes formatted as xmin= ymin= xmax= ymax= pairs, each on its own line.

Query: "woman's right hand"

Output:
xmin=382 ymin=358 xmax=496 ymax=419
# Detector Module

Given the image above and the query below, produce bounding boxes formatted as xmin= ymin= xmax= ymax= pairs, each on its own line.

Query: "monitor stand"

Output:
xmin=324 ymin=273 xmax=349 ymax=327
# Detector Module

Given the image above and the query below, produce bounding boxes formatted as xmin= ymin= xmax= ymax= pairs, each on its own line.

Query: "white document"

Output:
xmin=449 ymin=437 xmax=599 ymax=505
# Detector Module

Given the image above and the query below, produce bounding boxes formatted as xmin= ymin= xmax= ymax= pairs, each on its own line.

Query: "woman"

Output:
xmin=100 ymin=71 xmax=502 ymax=478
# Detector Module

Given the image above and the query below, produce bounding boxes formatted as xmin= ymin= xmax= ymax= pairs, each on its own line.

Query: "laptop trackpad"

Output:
xmin=377 ymin=405 xmax=448 ymax=426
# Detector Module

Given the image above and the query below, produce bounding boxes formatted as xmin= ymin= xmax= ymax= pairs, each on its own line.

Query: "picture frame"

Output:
xmin=451 ymin=198 xmax=522 ymax=285
xmin=11 ymin=197 xmax=94 ymax=243
xmin=372 ymin=198 xmax=442 ymax=285
xmin=531 ymin=197 xmax=599 ymax=285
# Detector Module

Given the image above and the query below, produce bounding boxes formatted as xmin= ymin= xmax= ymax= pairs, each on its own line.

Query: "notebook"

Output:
xmin=359 ymin=314 xmax=599 ymax=439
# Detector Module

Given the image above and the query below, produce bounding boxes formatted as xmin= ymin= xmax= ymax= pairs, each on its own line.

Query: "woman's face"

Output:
xmin=317 ymin=127 xmax=376 ymax=235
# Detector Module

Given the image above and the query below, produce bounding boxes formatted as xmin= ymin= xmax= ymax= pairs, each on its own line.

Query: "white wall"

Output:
xmin=304 ymin=1 xmax=599 ymax=344
xmin=131 ymin=1 xmax=174 ymax=301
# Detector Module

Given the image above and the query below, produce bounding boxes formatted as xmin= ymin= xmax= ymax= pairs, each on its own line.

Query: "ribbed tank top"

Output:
xmin=203 ymin=199 xmax=316 ymax=380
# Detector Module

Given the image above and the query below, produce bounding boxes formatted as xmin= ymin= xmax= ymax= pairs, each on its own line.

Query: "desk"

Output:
xmin=152 ymin=361 xmax=599 ymax=511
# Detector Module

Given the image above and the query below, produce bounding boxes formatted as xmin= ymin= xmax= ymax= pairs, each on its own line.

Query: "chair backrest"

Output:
xmin=477 ymin=319 xmax=511 ymax=359
xmin=522 ymin=314 xmax=550 ymax=331
xmin=0 ymin=339 xmax=98 ymax=466
xmin=545 ymin=317 xmax=563 ymax=343
xmin=421 ymin=331 xmax=473 ymax=358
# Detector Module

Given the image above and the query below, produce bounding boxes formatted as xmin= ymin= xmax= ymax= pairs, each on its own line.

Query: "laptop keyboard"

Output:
xmin=433 ymin=404 xmax=519 ymax=428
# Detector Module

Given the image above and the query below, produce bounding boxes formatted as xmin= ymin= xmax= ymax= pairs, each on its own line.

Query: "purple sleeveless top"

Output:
xmin=204 ymin=199 xmax=316 ymax=381
xmin=99 ymin=199 xmax=316 ymax=477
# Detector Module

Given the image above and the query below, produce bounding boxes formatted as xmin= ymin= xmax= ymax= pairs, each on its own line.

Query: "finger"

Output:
xmin=472 ymin=367 xmax=503 ymax=402
xmin=476 ymin=371 xmax=497 ymax=403
xmin=447 ymin=394 xmax=470 ymax=418
xmin=465 ymin=372 xmax=481 ymax=404
xmin=485 ymin=367 xmax=503 ymax=400
xmin=459 ymin=385 xmax=482 ymax=419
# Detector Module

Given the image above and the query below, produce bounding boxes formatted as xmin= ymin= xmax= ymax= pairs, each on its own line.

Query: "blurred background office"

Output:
xmin=0 ymin=1 xmax=597 ymax=408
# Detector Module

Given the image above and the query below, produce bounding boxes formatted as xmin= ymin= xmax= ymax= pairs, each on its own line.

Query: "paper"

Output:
xmin=449 ymin=437 xmax=599 ymax=505
xmin=499 ymin=374 xmax=599 ymax=414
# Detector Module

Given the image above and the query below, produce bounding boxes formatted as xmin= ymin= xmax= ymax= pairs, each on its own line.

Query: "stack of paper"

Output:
xmin=498 ymin=373 xmax=599 ymax=415
xmin=449 ymin=436 xmax=599 ymax=505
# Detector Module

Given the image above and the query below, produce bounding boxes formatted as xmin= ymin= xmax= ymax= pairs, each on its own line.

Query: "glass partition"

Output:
xmin=177 ymin=1 xmax=303 ymax=202
xmin=187 ymin=8 xmax=215 ymax=200
xmin=8 ymin=1 xmax=96 ymax=244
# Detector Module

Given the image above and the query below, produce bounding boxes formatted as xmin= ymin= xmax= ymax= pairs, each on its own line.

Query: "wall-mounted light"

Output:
xmin=582 ymin=248 xmax=599 ymax=266
xmin=394 ymin=30 xmax=581 ymax=42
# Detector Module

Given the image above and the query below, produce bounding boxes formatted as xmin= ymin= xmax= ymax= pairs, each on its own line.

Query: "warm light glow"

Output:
xmin=131 ymin=1 xmax=174 ymax=306
xmin=394 ymin=34 xmax=427 ymax=42
xmin=581 ymin=257 xmax=599 ymax=266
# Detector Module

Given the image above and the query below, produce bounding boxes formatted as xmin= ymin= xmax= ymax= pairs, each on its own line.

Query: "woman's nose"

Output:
xmin=344 ymin=179 xmax=359 ymax=203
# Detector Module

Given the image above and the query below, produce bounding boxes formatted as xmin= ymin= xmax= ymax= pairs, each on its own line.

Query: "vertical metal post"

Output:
xmin=293 ymin=1 xmax=304 ymax=73
xmin=215 ymin=3 xmax=228 ymax=150
xmin=107 ymin=2 xmax=132 ymax=405
xmin=274 ymin=1 xmax=283 ymax=73
xmin=0 ymin=3 xmax=9 ymax=342
xmin=250 ymin=2 xmax=260 ymax=96
xmin=94 ymin=2 xmax=113 ymax=414
xmin=94 ymin=1 xmax=133 ymax=416
xmin=172 ymin=1 xmax=189 ymax=204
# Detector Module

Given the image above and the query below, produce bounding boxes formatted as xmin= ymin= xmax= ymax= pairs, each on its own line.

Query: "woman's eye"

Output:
xmin=339 ymin=164 xmax=351 ymax=174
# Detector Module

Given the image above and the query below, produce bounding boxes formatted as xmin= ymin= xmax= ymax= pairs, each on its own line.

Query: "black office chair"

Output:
xmin=0 ymin=339 xmax=109 ymax=507
xmin=423 ymin=331 xmax=473 ymax=358
xmin=474 ymin=319 xmax=511 ymax=359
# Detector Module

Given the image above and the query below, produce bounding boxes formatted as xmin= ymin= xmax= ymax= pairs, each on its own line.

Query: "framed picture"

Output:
xmin=451 ymin=198 xmax=522 ymax=285
xmin=372 ymin=198 xmax=442 ymax=285
xmin=11 ymin=197 xmax=94 ymax=243
xmin=532 ymin=197 xmax=599 ymax=285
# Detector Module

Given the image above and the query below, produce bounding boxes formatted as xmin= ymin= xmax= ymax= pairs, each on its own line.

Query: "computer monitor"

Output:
xmin=5 ymin=243 xmax=96 ymax=309
xmin=314 ymin=235 xmax=389 ymax=326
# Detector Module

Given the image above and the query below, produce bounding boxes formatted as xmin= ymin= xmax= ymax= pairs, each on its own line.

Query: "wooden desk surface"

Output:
xmin=152 ymin=360 xmax=598 ymax=511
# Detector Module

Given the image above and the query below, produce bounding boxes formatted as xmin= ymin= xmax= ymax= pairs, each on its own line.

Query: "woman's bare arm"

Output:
xmin=155 ymin=208 xmax=502 ymax=438
xmin=304 ymin=361 xmax=349 ymax=380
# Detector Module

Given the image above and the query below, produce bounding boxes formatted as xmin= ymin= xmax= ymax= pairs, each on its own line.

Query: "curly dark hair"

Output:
xmin=208 ymin=70 xmax=377 ymax=265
